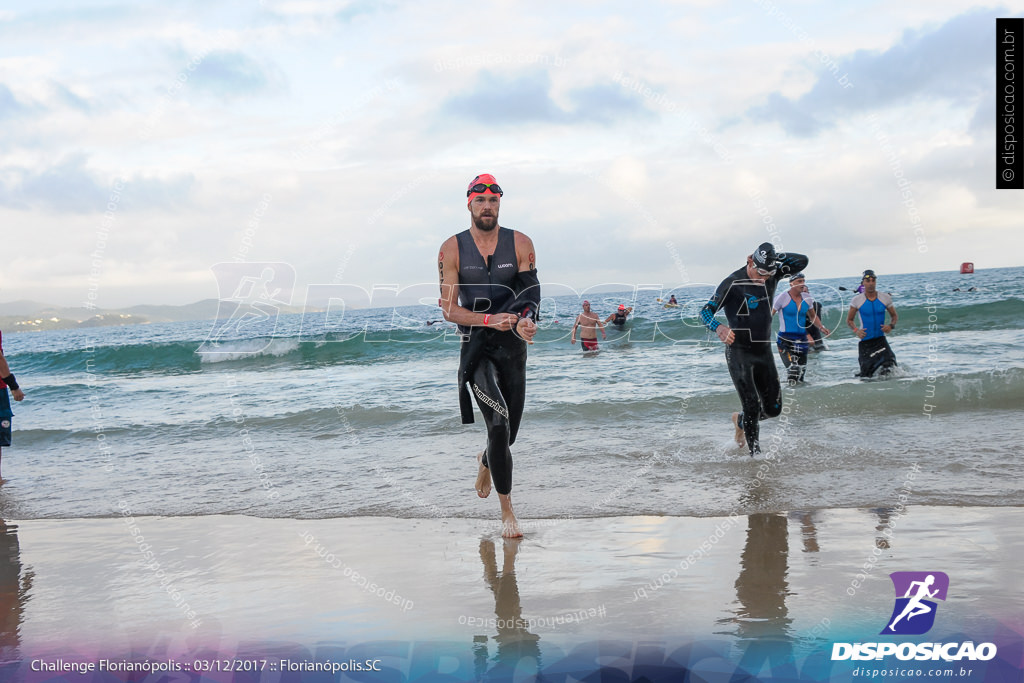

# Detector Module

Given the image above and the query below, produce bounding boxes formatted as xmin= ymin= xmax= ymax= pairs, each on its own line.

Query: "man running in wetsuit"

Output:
xmin=772 ymin=273 xmax=829 ymax=384
xmin=604 ymin=305 xmax=633 ymax=329
xmin=571 ymin=301 xmax=606 ymax=351
xmin=438 ymin=174 xmax=539 ymax=538
xmin=700 ymin=242 xmax=808 ymax=456
xmin=847 ymin=269 xmax=899 ymax=378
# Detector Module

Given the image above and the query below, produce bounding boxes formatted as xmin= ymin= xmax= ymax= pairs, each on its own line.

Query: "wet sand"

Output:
xmin=1 ymin=507 xmax=1021 ymax=678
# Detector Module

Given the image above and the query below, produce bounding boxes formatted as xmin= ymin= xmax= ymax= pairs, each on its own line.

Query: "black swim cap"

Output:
xmin=752 ymin=242 xmax=777 ymax=269
xmin=862 ymin=269 xmax=876 ymax=279
xmin=789 ymin=272 xmax=806 ymax=283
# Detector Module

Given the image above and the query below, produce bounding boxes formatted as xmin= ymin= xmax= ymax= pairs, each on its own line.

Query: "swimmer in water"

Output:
xmin=571 ymin=300 xmax=606 ymax=352
xmin=604 ymin=304 xmax=633 ymax=328
xmin=847 ymin=269 xmax=899 ymax=378
xmin=772 ymin=273 xmax=830 ymax=383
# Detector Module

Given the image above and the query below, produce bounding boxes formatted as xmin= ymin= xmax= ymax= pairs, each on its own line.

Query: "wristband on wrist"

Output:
xmin=2 ymin=374 xmax=18 ymax=390
xmin=483 ymin=314 xmax=490 ymax=326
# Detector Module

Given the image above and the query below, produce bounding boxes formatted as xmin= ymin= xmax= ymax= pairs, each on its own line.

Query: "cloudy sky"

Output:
xmin=1 ymin=0 xmax=1021 ymax=308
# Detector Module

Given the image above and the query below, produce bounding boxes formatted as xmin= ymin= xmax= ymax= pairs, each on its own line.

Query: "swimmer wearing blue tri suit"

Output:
xmin=700 ymin=242 xmax=808 ymax=456
xmin=846 ymin=269 xmax=899 ymax=378
xmin=772 ymin=273 xmax=830 ymax=384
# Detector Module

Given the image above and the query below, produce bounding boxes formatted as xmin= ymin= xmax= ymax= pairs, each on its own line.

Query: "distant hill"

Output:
xmin=122 ymin=300 xmax=224 ymax=323
xmin=0 ymin=300 xmax=90 ymax=318
xmin=0 ymin=299 xmax=312 ymax=332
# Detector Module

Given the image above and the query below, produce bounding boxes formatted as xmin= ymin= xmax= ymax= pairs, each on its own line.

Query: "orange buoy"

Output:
xmin=960 ymin=262 xmax=974 ymax=274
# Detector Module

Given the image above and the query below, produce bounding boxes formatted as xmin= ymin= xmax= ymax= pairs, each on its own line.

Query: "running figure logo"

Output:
xmin=881 ymin=571 xmax=949 ymax=635
xmin=198 ymin=262 xmax=295 ymax=355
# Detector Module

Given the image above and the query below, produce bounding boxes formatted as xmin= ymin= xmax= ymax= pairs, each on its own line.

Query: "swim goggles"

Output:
xmin=467 ymin=182 xmax=503 ymax=197
xmin=755 ymin=266 xmax=777 ymax=277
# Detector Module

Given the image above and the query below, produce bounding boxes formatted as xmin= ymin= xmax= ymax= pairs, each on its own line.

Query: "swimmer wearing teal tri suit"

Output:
xmin=846 ymin=269 xmax=899 ymax=378
xmin=772 ymin=273 xmax=829 ymax=383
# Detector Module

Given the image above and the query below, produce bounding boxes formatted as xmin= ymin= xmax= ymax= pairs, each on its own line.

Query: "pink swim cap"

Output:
xmin=467 ymin=173 xmax=502 ymax=205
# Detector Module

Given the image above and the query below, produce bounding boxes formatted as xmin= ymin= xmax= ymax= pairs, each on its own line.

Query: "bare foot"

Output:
xmin=501 ymin=510 xmax=522 ymax=538
xmin=731 ymin=412 xmax=746 ymax=447
xmin=475 ymin=451 xmax=491 ymax=498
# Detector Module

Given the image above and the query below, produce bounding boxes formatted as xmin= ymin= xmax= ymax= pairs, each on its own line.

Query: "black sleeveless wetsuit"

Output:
xmin=699 ymin=253 xmax=808 ymax=455
xmin=455 ymin=227 xmax=540 ymax=496
xmin=806 ymin=301 xmax=825 ymax=350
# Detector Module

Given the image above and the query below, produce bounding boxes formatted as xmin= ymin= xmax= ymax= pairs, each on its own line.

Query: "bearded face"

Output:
xmin=469 ymin=194 xmax=500 ymax=231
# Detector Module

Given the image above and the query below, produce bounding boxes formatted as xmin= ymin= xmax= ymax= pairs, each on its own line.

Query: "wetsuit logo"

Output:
xmin=881 ymin=571 xmax=949 ymax=635
xmin=745 ymin=294 xmax=760 ymax=310
xmin=472 ymin=383 xmax=509 ymax=420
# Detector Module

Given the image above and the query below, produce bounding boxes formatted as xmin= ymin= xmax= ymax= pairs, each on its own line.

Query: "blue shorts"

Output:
xmin=776 ymin=332 xmax=809 ymax=355
xmin=0 ymin=388 xmax=11 ymax=448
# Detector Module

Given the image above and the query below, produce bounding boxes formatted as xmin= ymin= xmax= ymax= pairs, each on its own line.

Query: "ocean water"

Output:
xmin=1 ymin=267 xmax=1022 ymax=521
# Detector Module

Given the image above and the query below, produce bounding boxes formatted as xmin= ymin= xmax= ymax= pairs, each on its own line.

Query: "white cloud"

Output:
xmin=0 ymin=1 xmax=1020 ymax=308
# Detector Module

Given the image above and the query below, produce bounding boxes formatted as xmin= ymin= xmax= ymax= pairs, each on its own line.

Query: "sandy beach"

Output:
xmin=5 ymin=274 xmax=1023 ymax=683
xmin=1 ymin=506 xmax=1020 ymax=680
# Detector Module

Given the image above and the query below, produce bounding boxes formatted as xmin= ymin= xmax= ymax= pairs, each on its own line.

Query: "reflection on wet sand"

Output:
xmin=718 ymin=512 xmax=798 ymax=675
xmin=473 ymin=538 xmax=540 ymax=681
xmin=871 ymin=506 xmax=897 ymax=549
xmin=732 ymin=513 xmax=793 ymax=639
xmin=0 ymin=519 xmax=31 ymax=664
xmin=792 ymin=510 xmax=820 ymax=554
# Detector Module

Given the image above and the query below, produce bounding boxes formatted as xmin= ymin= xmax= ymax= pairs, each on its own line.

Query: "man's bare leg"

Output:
xmin=475 ymin=451 xmax=491 ymax=498
xmin=498 ymin=493 xmax=522 ymax=538
xmin=731 ymin=412 xmax=746 ymax=446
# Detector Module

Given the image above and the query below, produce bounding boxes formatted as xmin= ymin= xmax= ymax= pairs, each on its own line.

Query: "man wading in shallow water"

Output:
xmin=0 ymin=329 xmax=25 ymax=481
xmin=847 ymin=269 xmax=899 ymax=378
xmin=437 ymin=174 xmax=539 ymax=538
xmin=699 ymin=242 xmax=809 ymax=456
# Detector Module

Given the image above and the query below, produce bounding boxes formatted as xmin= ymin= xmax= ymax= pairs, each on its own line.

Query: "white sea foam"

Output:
xmin=197 ymin=337 xmax=301 ymax=363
